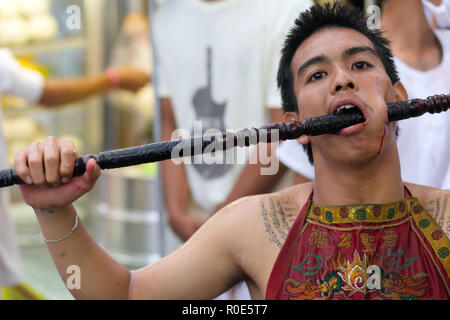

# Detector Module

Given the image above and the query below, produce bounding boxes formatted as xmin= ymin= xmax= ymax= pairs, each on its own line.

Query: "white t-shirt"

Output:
xmin=423 ymin=0 xmax=450 ymax=29
xmin=277 ymin=29 xmax=450 ymax=189
xmin=0 ymin=48 xmax=43 ymax=286
xmin=154 ymin=0 xmax=313 ymax=211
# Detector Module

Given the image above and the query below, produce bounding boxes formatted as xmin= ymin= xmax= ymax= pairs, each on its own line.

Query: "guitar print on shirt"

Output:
xmin=191 ymin=47 xmax=231 ymax=179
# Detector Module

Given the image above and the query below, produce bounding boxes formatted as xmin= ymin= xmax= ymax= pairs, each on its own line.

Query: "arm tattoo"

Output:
xmin=260 ymin=197 xmax=298 ymax=249
xmin=33 ymin=206 xmax=54 ymax=214
xmin=427 ymin=195 xmax=447 ymax=228
xmin=426 ymin=193 xmax=450 ymax=238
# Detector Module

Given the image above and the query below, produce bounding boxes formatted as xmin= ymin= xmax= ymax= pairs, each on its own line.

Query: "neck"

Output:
xmin=313 ymin=144 xmax=404 ymax=205
xmin=380 ymin=0 xmax=442 ymax=70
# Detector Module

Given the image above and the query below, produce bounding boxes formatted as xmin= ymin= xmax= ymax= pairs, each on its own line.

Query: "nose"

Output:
xmin=331 ymin=67 xmax=358 ymax=94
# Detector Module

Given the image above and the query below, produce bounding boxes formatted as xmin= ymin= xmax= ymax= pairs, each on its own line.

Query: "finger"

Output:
xmin=81 ymin=158 xmax=101 ymax=189
xmin=28 ymin=141 xmax=46 ymax=185
xmin=43 ymin=136 xmax=61 ymax=185
xmin=59 ymin=138 xmax=78 ymax=184
xmin=14 ymin=148 xmax=33 ymax=185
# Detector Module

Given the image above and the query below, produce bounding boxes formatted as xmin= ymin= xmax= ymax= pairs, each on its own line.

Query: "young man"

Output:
xmin=12 ymin=3 xmax=450 ymax=299
xmin=278 ymin=0 xmax=450 ymax=189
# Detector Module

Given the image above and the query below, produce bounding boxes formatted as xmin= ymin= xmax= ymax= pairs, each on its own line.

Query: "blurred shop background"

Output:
xmin=1 ymin=0 xmax=370 ymax=300
xmin=2 ymin=0 xmax=167 ymax=300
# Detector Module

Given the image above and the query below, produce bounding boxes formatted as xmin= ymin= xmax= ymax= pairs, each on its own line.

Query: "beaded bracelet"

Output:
xmin=40 ymin=215 xmax=79 ymax=243
xmin=105 ymin=67 xmax=120 ymax=90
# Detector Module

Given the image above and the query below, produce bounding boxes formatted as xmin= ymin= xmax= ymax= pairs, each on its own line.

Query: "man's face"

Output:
xmin=290 ymin=27 xmax=405 ymax=166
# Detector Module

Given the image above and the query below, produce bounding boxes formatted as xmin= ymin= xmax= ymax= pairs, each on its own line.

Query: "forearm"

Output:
xmin=39 ymin=75 xmax=110 ymax=107
xmin=34 ymin=204 xmax=131 ymax=299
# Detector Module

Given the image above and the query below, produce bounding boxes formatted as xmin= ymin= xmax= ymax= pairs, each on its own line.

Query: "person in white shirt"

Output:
xmin=423 ymin=0 xmax=450 ymax=29
xmin=153 ymin=0 xmax=313 ymax=300
xmin=277 ymin=0 xmax=450 ymax=191
xmin=153 ymin=0 xmax=313 ymax=241
xmin=0 ymin=48 xmax=149 ymax=298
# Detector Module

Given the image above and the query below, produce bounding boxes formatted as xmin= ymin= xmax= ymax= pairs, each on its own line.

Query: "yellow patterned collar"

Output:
xmin=307 ymin=196 xmax=423 ymax=224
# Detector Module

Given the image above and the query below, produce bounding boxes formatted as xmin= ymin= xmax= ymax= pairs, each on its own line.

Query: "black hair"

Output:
xmin=277 ymin=2 xmax=400 ymax=164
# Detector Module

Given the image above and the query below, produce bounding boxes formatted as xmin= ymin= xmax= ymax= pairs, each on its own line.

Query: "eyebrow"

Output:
xmin=342 ymin=46 xmax=378 ymax=59
xmin=296 ymin=46 xmax=379 ymax=78
xmin=296 ymin=55 xmax=329 ymax=78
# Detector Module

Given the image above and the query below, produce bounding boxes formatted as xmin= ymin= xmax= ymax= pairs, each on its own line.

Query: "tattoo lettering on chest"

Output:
xmin=426 ymin=194 xmax=450 ymax=238
xmin=427 ymin=195 xmax=448 ymax=228
xmin=260 ymin=198 xmax=298 ymax=249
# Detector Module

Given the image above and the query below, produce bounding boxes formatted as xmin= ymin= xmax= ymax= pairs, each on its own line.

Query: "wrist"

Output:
xmin=34 ymin=204 xmax=78 ymax=243
xmin=105 ymin=67 xmax=120 ymax=91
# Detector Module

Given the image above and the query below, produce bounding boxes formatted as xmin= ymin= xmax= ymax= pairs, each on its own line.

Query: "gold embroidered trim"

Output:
xmin=410 ymin=219 xmax=450 ymax=297
xmin=308 ymin=197 xmax=415 ymax=224
xmin=306 ymin=216 xmax=411 ymax=231
xmin=409 ymin=200 xmax=450 ymax=281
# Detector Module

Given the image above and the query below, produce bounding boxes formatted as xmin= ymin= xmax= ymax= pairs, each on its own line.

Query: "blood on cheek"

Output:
xmin=376 ymin=125 xmax=387 ymax=154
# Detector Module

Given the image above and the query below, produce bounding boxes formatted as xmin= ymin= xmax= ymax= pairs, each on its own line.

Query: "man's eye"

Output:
xmin=352 ymin=61 xmax=371 ymax=70
xmin=309 ymin=71 xmax=326 ymax=82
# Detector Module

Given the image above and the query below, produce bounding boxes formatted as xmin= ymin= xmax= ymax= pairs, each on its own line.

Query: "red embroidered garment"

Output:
xmin=266 ymin=188 xmax=450 ymax=300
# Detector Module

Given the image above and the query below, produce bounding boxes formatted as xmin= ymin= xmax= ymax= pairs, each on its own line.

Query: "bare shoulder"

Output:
xmin=218 ymin=182 xmax=314 ymax=249
xmin=405 ymin=182 xmax=450 ymax=237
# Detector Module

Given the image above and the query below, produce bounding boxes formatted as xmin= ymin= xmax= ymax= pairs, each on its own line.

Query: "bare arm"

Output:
xmin=14 ymin=137 xmax=244 ymax=299
xmin=160 ymin=98 xmax=206 ymax=241
xmin=130 ymin=202 xmax=246 ymax=299
xmin=39 ymin=67 xmax=149 ymax=107
xmin=14 ymin=139 xmax=130 ymax=299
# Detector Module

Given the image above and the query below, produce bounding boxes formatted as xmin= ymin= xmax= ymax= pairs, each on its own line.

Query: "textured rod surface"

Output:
xmin=0 ymin=94 xmax=448 ymax=188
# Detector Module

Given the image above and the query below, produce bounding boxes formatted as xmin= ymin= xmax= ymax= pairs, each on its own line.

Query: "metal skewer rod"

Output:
xmin=0 ymin=94 xmax=448 ymax=188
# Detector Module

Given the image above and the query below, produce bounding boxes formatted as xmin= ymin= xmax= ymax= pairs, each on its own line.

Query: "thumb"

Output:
xmin=79 ymin=158 xmax=101 ymax=191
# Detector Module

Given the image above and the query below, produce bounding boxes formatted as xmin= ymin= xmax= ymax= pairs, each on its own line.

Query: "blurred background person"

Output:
xmin=423 ymin=0 xmax=450 ymax=29
xmin=0 ymin=45 xmax=148 ymax=300
xmin=154 ymin=0 xmax=312 ymax=243
xmin=0 ymin=0 xmax=156 ymax=300
xmin=153 ymin=0 xmax=313 ymax=299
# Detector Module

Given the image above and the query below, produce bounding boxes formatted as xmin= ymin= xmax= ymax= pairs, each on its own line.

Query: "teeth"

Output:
xmin=336 ymin=104 xmax=357 ymax=113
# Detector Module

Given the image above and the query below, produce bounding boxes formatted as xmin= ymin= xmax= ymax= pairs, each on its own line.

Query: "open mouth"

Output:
xmin=334 ymin=104 xmax=365 ymax=117
xmin=333 ymin=104 xmax=367 ymax=135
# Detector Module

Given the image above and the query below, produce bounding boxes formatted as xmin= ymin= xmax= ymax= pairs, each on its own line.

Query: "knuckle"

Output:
xmin=44 ymin=153 xmax=59 ymax=165
xmin=27 ymin=154 xmax=41 ymax=167
xmin=45 ymin=135 xmax=57 ymax=143
xmin=46 ymin=176 xmax=59 ymax=185
xmin=33 ymin=176 xmax=46 ymax=185
xmin=60 ymin=166 xmax=73 ymax=177
xmin=13 ymin=149 xmax=25 ymax=163
xmin=29 ymin=141 xmax=41 ymax=151
xmin=61 ymin=148 xmax=77 ymax=159
xmin=16 ymin=167 xmax=28 ymax=178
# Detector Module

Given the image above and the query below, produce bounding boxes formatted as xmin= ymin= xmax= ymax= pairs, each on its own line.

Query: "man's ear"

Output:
xmin=283 ymin=112 xmax=310 ymax=145
xmin=393 ymin=81 xmax=408 ymax=102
